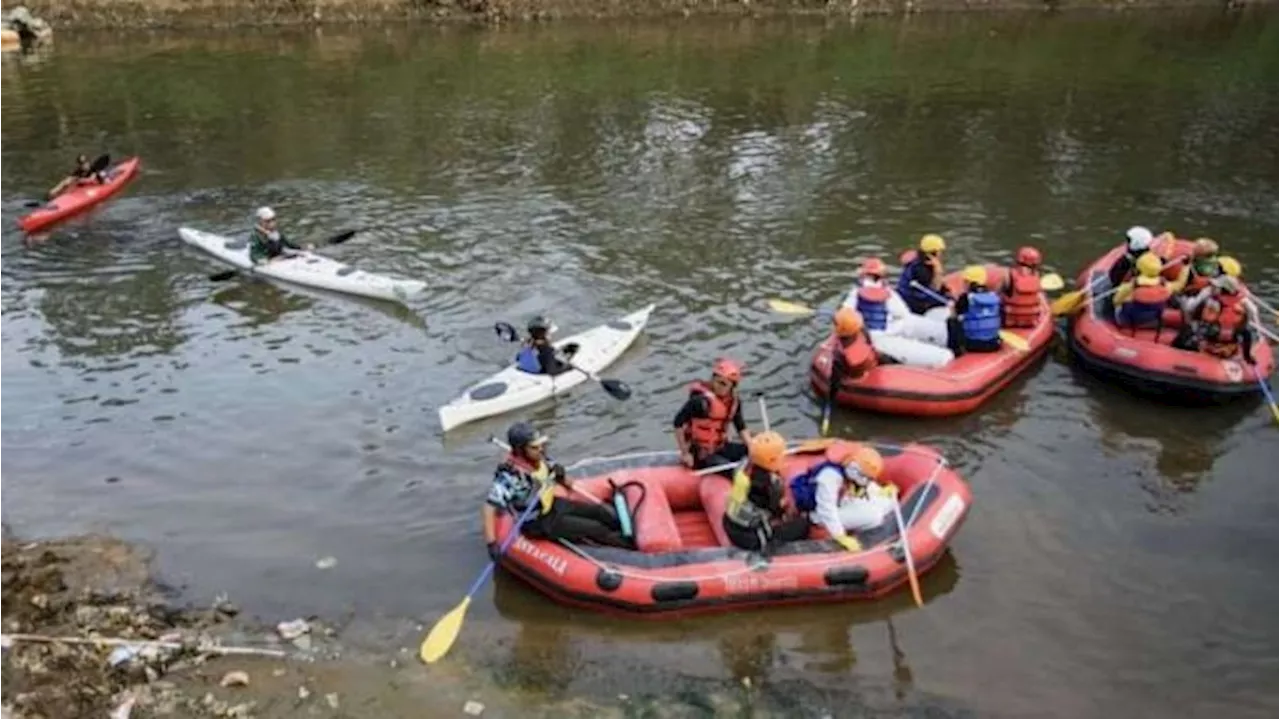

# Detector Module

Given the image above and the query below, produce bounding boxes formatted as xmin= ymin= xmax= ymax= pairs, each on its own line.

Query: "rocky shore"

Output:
xmin=11 ymin=0 xmax=1266 ymax=31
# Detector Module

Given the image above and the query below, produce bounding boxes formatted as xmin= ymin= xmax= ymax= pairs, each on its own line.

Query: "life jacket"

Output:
xmin=684 ymin=381 xmax=738 ymax=456
xmin=856 ymin=284 xmax=891 ymax=331
xmin=500 ymin=452 xmax=555 ymax=515
xmin=725 ymin=464 xmax=778 ymax=530
xmin=1161 ymin=254 xmax=1188 ymax=282
xmin=1116 ymin=279 xmax=1171 ymax=328
xmin=515 ymin=343 xmax=541 ymax=373
xmin=835 ymin=333 xmax=877 ymax=379
xmin=1182 ymin=269 xmax=1214 ymax=296
xmin=1196 ymin=292 xmax=1248 ymax=355
xmin=1002 ymin=267 xmax=1041 ymax=329
xmin=897 ymin=252 xmax=944 ymax=312
xmin=961 ymin=290 xmax=1002 ymax=342
xmin=789 ymin=461 xmax=842 ymax=513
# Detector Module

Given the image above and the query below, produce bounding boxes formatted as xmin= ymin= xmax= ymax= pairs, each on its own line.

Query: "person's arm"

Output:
xmin=1181 ymin=286 xmax=1211 ymax=315
xmin=1245 ymin=298 xmax=1262 ymax=328
xmin=886 ymin=290 xmax=910 ymax=321
xmin=1240 ymin=326 xmax=1256 ymax=364
xmin=811 ymin=468 xmax=848 ymax=539
xmin=1112 ymin=282 xmax=1135 ymax=306
xmin=248 ymin=229 xmax=267 ymax=264
xmin=1165 ymin=266 xmax=1189 ymax=295
xmin=482 ymin=505 xmax=498 ymax=545
xmin=954 ymin=294 xmax=970 ymax=316
xmin=732 ymin=401 xmax=751 ymax=444
xmin=537 ymin=344 xmax=564 ymax=375
xmin=672 ymin=398 xmax=698 ymax=465
xmin=280 ymin=232 xmax=303 ymax=251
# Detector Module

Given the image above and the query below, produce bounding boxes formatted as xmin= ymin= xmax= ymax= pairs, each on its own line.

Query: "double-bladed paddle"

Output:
xmin=24 ymin=154 xmax=112 ymax=207
xmin=493 ymin=321 xmax=632 ymax=401
xmin=207 ymin=228 xmax=360 ymax=282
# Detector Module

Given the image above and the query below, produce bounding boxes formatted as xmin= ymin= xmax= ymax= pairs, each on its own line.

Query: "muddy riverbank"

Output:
xmin=12 ymin=0 xmax=1269 ymax=31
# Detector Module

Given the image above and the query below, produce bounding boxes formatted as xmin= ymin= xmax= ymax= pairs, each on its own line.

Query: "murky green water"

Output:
xmin=3 ymin=9 xmax=1277 ymax=718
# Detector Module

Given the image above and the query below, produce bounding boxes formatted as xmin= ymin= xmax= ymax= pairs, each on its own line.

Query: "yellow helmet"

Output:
xmin=1135 ymin=252 xmax=1162 ymax=278
xmin=962 ymin=265 xmax=987 ymax=286
xmin=919 ymin=234 xmax=946 ymax=253
xmin=1218 ymin=256 xmax=1241 ymax=278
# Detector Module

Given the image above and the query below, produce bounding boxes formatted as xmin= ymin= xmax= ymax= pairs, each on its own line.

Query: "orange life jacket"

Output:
xmin=835 ymin=332 xmax=877 ymax=379
xmin=1182 ymin=271 xmax=1213 ymax=296
xmin=1116 ymin=279 xmax=1172 ymax=328
xmin=1161 ymin=253 xmax=1189 ymax=282
xmin=1002 ymin=266 xmax=1041 ymax=328
xmin=1196 ymin=292 xmax=1248 ymax=356
xmin=684 ymin=381 xmax=738 ymax=456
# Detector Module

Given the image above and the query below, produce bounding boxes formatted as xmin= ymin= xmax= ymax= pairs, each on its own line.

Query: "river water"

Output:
xmin=2 ymin=9 xmax=1277 ymax=718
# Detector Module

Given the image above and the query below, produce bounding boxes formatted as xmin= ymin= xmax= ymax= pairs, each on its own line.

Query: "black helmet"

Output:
xmin=527 ymin=316 xmax=551 ymax=333
xmin=507 ymin=421 xmax=547 ymax=449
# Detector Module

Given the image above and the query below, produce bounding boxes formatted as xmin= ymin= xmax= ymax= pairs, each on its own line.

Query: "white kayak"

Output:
xmin=439 ymin=304 xmax=656 ymax=432
xmin=178 ymin=227 xmax=427 ymax=304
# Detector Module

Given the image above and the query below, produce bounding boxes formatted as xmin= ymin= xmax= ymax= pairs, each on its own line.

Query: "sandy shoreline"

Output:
xmin=11 ymin=0 xmax=1269 ymax=31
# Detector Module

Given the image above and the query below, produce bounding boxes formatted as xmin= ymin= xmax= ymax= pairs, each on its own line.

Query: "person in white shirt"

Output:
xmin=841 ymin=257 xmax=953 ymax=368
xmin=790 ymin=442 xmax=899 ymax=552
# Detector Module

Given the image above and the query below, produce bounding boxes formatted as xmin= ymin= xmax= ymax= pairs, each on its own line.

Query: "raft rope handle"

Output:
xmin=551 ymin=442 xmax=954 ymax=584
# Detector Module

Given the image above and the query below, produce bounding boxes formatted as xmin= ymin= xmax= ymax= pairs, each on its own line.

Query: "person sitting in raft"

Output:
xmin=722 ymin=431 xmax=810 ymax=553
xmin=47 ymin=154 xmax=106 ymax=200
xmin=515 ymin=316 xmax=578 ymax=376
xmin=1216 ymin=256 xmax=1247 ymax=292
xmin=791 ymin=442 xmax=896 ymax=552
xmin=674 ymin=358 xmax=752 ymax=474
xmin=484 ymin=421 xmax=630 ymax=552
xmin=1112 ymin=252 xmax=1173 ymax=331
xmin=248 ymin=207 xmax=313 ymax=264
xmin=898 ymin=234 xmax=952 ymax=317
xmin=1170 ymin=238 xmax=1221 ymax=301
xmin=1001 ymin=246 xmax=1045 ymax=329
xmin=831 ymin=308 xmax=878 ymax=381
xmin=947 ymin=265 xmax=1003 ymax=354
xmin=1173 ymin=275 xmax=1260 ymax=363
xmin=1106 ymin=226 xmax=1155 ymax=287
xmin=841 ymin=258 xmax=953 ymax=368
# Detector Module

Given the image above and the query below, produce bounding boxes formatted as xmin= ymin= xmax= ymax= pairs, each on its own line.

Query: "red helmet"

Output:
xmin=1015 ymin=246 xmax=1042 ymax=268
xmin=860 ymin=258 xmax=887 ymax=278
xmin=712 ymin=358 xmax=742 ymax=384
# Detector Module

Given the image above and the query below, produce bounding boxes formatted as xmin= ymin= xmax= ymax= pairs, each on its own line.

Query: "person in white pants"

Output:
xmin=841 ymin=257 xmax=954 ymax=368
xmin=800 ymin=443 xmax=898 ymax=552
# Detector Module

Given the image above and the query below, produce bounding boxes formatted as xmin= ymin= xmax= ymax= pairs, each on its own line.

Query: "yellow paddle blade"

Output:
xmin=1039 ymin=273 xmax=1065 ymax=292
xmin=1269 ymin=403 xmax=1279 ymax=423
xmin=767 ymin=299 xmax=816 ymax=315
xmin=820 ymin=417 xmax=830 ymax=437
xmin=1050 ymin=290 xmax=1087 ymax=317
xmin=999 ymin=330 xmax=1030 ymax=353
xmin=419 ymin=595 xmax=472 ymax=664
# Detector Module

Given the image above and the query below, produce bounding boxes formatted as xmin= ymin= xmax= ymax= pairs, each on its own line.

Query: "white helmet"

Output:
xmin=255 ymin=206 xmax=276 ymax=222
xmin=1125 ymin=226 xmax=1153 ymax=252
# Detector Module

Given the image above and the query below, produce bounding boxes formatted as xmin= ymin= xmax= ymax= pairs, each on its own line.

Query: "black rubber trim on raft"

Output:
xmin=820 ymin=339 xmax=1049 ymax=403
xmin=469 ymin=382 xmax=507 ymax=401
xmin=224 ymin=240 xmax=248 ymax=250
xmin=572 ymin=484 xmax=940 ymax=570
xmin=823 ymin=565 xmax=869 ymax=587
xmin=651 ymin=581 xmax=699 ymax=603
xmin=336 ymin=266 xmax=355 ymax=276
xmin=596 ymin=568 xmax=622 ymax=592
xmin=607 ymin=319 xmax=633 ymax=331
xmin=500 ymin=544 xmax=952 ymax=616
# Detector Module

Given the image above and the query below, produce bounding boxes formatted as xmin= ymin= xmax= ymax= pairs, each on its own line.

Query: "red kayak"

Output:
xmin=1067 ymin=240 xmax=1275 ymax=403
xmin=810 ymin=264 xmax=1055 ymax=416
xmin=491 ymin=440 xmax=971 ymax=618
xmin=18 ymin=157 xmax=141 ymax=234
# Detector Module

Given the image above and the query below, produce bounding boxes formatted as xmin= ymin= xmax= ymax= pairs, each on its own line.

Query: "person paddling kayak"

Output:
xmin=515 ymin=316 xmax=579 ymax=376
xmin=47 ymin=154 xmax=105 ymax=200
xmin=248 ymin=207 xmax=312 ymax=264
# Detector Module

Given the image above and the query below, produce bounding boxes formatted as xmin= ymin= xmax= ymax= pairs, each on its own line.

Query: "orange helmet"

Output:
xmin=860 ymin=258 xmax=887 ymax=278
xmin=828 ymin=442 xmax=884 ymax=485
xmin=1015 ymin=246 xmax=1042 ymax=268
xmin=712 ymin=358 xmax=742 ymax=384
xmin=833 ymin=307 xmax=864 ymax=338
xmin=748 ymin=431 xmax=787 ymax=472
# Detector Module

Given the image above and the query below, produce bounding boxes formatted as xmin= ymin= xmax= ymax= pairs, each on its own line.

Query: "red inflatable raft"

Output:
xmin=491 ymin=440 xmax=971 ymax=618
xmin=1067 ymin=241 xmax=1275 ymax=404
xmin=809 ymin=264 xmax=1055 ymax=416
xmin=18 ymin=157 xmax=142 ymax=234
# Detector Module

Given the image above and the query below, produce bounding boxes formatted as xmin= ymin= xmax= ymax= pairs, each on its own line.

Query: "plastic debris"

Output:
xmin=108 ymin=645 xmax=141 ymax=667
xmin=220 ymin=670 xmax=250 ymax=688
xmin=325 ymin=693 xmax=340 ymax=710
xmin=298 ymin=686 xmax=311 ymax=700
xmin=276 ymin=619 xmax=310 ymax=640
xmin=463 ymin=700 xmax=485 ymax=716
xmin=109 ymin=695 xmax=136 ymax=719
xmin=315 ymin=556 xmax=337 ymax=570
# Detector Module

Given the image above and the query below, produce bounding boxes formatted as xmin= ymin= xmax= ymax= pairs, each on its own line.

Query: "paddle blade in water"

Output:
xmin=767 ymin=299 xmax=816 ymax=315
xmin=494 ymin=322 xmax=519 ymax=343
xmin=1050 ymin=290 xmax=1086 ymax=317
xmin=601 ymin=378 xmax=632 ymax=401
xmin=999 ymin=330 xmax=1030 ymax=353
xmin=326 ymin=229 xmax=358 ymax=246
xmin=1039 ymin=273 xmax=1065 ymax=292
xmin=209 ymin=269 xmax=239 ymax=282
xmin=419 ymin=596 xmax=472 ymax=664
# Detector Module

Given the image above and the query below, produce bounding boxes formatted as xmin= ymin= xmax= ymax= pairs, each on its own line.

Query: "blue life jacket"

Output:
xmin=515 ymin=345 xmax=541 ymax=373
xmin=897 ymin=258 xmax=943 ymax=312
xmin=961 ymin=290 xmax=1002 ymax=342
xmin=789 ymin=461 xmax=843 ymax=513
xmin=857 ymin=286 xmax=890 ymax=331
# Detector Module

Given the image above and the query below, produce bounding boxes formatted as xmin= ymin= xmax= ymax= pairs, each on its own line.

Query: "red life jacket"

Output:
xmin=835 ymin=332 xmax=877 ymax=379
xmin=1116 ymin=279 xmax=1172 ymax=328
xmin=684 ymin=381 xmax=738 ymax=456
xmin=1002 ymin=266 xmax=1042 ymax=328
xmin=1197 ymin=292 xmax=1248 ymax=355
xmin=1182 ymin=271 xmax=1213 ymax=296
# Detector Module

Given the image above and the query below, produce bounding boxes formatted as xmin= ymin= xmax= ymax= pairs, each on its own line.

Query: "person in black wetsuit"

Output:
xmin=514 ymin=316 xmax=579 ymax=376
